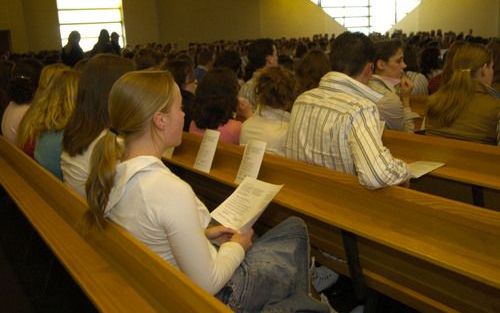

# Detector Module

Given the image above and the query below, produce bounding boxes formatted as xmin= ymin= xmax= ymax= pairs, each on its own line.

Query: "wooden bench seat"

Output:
xmin=383 ymin=129 xmax=500 ymax=210
xmin=164 ymin=132 xmax=500 ymax=313
xmin=0 ymin=136 xmax=231 ymax=313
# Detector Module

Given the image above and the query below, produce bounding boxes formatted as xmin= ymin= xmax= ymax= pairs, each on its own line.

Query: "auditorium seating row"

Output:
xmin=1 ymin=130 xmax=499 ymax=312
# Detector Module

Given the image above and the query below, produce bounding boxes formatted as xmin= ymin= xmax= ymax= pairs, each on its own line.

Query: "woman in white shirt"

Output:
xmin=85 ymin=71 xmax=328 ymax=312
xmin=61 ymin=54 xmax=133 ymax=197
xmin=240 ymin=66 xmax=296 ymax=156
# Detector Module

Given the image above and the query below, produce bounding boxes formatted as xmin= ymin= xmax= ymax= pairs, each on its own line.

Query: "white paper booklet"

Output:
xmin=193 ymin=129 xmax=220 ymax=173
xmin=210 ymin=177 xmax=283 ymax=232
xmin=235 ymin=140 xmax=267 ymax=184
xmin=408 ymin=161 xmax=445 ymax=179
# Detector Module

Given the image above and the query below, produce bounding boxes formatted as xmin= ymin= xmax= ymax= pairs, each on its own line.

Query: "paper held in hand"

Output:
xmin=210 ymin=177 xmax=283 ymax=232
xmin=408 ymin=161 xmax=445 ymax=178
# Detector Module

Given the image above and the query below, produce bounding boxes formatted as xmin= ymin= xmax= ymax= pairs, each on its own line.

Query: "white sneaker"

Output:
xmin=312 ymin=265 xmax=339 ymax=293
xmin=350 ymin=305 xmax=364 ymax=313
xmin=320 ymin=293 xmax=338 ymax=313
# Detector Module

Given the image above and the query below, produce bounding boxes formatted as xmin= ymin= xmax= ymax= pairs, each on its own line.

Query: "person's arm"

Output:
xmin=348 ymin=105 xmax=410 ymax=189
xmin=156 ymin=181 xmax=245 ymax=294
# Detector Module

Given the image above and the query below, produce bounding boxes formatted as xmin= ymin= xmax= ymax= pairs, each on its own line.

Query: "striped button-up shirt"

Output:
xmin=285 ymin=72 xmax=410 ymax=189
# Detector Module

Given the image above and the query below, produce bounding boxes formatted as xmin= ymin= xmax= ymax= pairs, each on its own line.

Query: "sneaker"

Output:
xmin=320 ymin=292 xmax=339 ymax=313
xmin=350 ymin=305 xmax=364 ymax=313
xmin=312 ymin=265 xmax=339 ymax=293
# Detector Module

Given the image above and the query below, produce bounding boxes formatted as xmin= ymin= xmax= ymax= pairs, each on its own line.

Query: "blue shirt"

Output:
xmin=34 ymin=130 xmax=64 ymax=180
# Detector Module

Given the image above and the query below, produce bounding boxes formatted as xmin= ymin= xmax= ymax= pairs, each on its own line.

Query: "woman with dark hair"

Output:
xmin=189 ymin=68 xmax=251 ymax=145
xmin=240 ymin=66 xmax=296 ymax=156
xmin=403 ymin=44 xmax=428 ymax=95
xmin=214 ymin=50 xmax=243 ymax=81
xmin=1 ymin=58 xmax=43 ymax=143
xmin=0 ymin=60 xmax=14 ymax=124
xmin=90 ymin=29 xmax=113 ymax=56
xmin=426 ymin=43 xmax=499 ymax=145
xmin=61 ymin=31 xmax=84 ymax=67
xmin=368 ymin=40 xmax=418 ymax=131
xmin=295 ymin=49 xmax=330 ymax=95
xmin=61 ymin=54 xmax=133 ymax=197
xmin=164 ymin=59 xmax=197 ymax=131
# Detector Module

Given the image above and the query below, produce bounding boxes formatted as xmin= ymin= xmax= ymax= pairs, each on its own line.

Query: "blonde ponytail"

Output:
xmin=84 ymin=70 xmax=176 ymax=228
xmin=85 ymin=130 xmax=124 ymax=228
xmin=426 ymin=43 xmax=493 ymax=127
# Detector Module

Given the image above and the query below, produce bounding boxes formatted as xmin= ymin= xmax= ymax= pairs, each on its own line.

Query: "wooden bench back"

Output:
xmin=0 ymin=136 xmax=231 ymax=313
xmin=165 ymin=132 xmax=500 ymax=313
xmin=383 ymin=129 xmax=500 ymax=210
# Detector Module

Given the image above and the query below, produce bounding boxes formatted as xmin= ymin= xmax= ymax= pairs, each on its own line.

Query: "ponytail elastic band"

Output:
xmin=109 ymin=127 xmax=119 ymax=136
xmin=461 ymin=68 xmax=471 ymax=72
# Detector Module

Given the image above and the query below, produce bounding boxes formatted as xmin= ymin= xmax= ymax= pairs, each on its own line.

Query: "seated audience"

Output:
xmin=61 ymin=31 xmax=84 ymax=67
xmin=486 ymin=39 xmax=500 ymax=95
xmin=368 ymin=40 xmax=418 ymax=131
xmin=1 ymin=58 xmax=43 ymax=145
xmin=295 ymin=49 xmax=330 ymax=95
xmin=421 ymin=46 xmax=443 ymax=94
xmin=90 ymin=29 xmax=113 ymax=56
xmin=0 ymin=60 xmax=15 ymax=127
xmin=190 ymin=68 xmax=252 ymax=145
xmin=213 ymin=50 xmax=244 ymax=85
xmin=426 ymin=43 xmax=500 ymax=145
xmin=133 ymin=48 xmax=164 ymax=70
xmin=240 ymin=39 xmax=278 ymax=110
xmin=240 ymin=66 xmax=296 ymax=156
xmin=85 ymin=70 xmax=328 ymax=313
xmin=428 ymin=41 xmax=466 ymax=95
xmin=17 ymin=63 xmax=70 ymax=157
xmin=194 ymin=49 xmax=213 ymax=82
xmin=164 ymin=59 xmax=197 ymax=131
xmin=61 ymin=54 xmax=133 ymax=197
xmin=403 ymin=44 xmax=429 ymax=95
xmin=29 ymin=70 xmax=79 ymax=179
xmin=285 ymin=32 xmax=410 ymax=189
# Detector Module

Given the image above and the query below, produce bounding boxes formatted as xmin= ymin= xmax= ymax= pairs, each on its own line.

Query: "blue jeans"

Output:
xmin=216 ymin=217 xmax=329 ymax=313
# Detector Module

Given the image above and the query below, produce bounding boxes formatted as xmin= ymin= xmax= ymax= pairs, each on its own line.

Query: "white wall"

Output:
xmin=394 ymin=0 xmax=499 ymax=37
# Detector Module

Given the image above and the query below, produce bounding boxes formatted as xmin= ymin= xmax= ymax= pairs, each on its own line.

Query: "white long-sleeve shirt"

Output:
xmin=105 ymin=156 xmax=244 ymax=294
xmin=285 ymin=72 xmax=410 ymax=189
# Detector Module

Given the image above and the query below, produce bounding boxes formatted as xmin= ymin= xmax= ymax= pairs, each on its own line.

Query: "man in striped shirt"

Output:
xmin=285 ymin=32 xmax=410 ymax=189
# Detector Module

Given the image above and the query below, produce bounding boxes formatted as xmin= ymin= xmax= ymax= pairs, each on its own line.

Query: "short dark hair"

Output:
xmin=165 ymin=60 xmax=194 ymax=88
xmin=214 ymin=50 xmax=242 ymax=76
xmin=374 ymin=40 xmax=404 ymax=64
xmin=247 ymin=38 xmax=275 ymax=70
xmin=193 ymin=68 xmax=239 ymax=130
xmin=196 ymin=49 xmax=213 ymax=66
xmin=329 ymin=32 xmax=375 ymax=77
xmin=7 ymin=58 xmax=43 ymax=104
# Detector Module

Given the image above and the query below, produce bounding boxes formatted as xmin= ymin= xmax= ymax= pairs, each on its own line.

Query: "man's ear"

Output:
xmin=375 ymin=59 xmax=385 ymax=72
xmin=152 ymin=111 xmax=166 ymax=131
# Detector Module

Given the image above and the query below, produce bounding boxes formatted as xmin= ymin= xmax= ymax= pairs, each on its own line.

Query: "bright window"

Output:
xmin=56 ymin=0 xmax=125 ymax=52
xmin=311 ymin=0 xmax=421 ymax=34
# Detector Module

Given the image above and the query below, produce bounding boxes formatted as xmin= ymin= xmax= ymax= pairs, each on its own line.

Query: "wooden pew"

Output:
xmin=382 ymin=129 xmax=500 ymax=210
xmin=0 ymin=136 xmax=231 ymax=313
xmin=165 ymin=132 xmax=500 ymax=313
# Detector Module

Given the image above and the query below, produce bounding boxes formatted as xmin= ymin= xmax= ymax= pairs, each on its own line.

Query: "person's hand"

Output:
xmin=231 ymin=228 xmax=254 ymax=252
xmin=236 ymin=97 xmax=254 ymax=120
xmin=205 ymin=226 xmax=236 ymax=245
xmin=399 ymin=75 xmax=414 ymax=99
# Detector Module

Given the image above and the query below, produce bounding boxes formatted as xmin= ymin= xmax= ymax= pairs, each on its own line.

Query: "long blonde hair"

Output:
xmin=17 ymin=69 xmax=80 ymax=147
xmin=427 ymin=43 xmax=493 ymax=127
xmin=86 ymin=71 xmax=176 ymax=228
xmin=33 ymin=63 xmax=70 ymax=101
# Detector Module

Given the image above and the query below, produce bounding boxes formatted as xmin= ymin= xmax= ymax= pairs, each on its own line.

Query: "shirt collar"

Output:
xmin=320 ymin=71 xmax=383 ymax=103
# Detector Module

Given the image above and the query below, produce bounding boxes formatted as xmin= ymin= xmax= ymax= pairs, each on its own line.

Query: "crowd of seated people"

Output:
xmin=0 ymin=27 xmax=498 ymax=313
